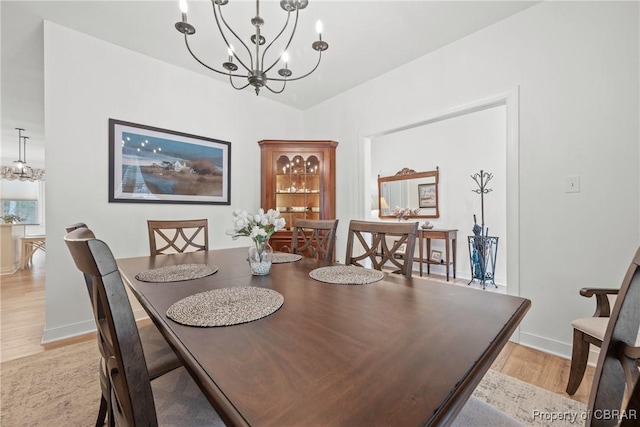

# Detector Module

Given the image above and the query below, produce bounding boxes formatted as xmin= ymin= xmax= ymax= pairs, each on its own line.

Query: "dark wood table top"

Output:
xmin=117 ymin=247 xmax=530 ymax=427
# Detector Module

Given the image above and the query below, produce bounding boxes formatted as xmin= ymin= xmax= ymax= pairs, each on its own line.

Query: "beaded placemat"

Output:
xmin=135 ymin=264 xmax=219 ymax=283
xmin=166 ymin=287 xmax=284 ymax=327
xmin=309 ymin=265 xmax=385 ymax=285
xmin=272 ymin=252 xmax=303 ymax=264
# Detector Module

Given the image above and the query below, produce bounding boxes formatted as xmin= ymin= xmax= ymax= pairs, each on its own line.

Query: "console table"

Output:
xmin=418 ymin=229 xmax=458 ymax=281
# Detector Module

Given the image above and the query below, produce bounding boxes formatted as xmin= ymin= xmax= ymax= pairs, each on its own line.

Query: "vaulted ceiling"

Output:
xmin=1 ymin=1 xmax=538 ymax=166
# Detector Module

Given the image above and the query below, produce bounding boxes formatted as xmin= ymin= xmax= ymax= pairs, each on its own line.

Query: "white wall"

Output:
xmin=43 ymin=22 xmax=303 ymax=341
xmin=303 ymin=1 xmax=639 ymax=358
xmin=370 ymin=106 xmax=507 ymax=284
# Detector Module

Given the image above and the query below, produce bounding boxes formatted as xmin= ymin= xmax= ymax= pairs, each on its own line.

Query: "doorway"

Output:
xmin=360 ymin=89 xmax=520 ymax=296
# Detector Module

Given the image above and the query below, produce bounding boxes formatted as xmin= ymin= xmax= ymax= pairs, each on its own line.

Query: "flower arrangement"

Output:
xmin=0 ymin=214 xmax=25 ymax=224
xmin=226 ymin=208 xmax=286 ymax=244
xmin=392 ymin=206 xmax=421 ymax=221
xmin=227 ymin=208 xmax=286 ymax=275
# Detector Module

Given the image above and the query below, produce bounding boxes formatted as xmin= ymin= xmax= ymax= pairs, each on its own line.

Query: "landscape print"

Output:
xmin=109 ymin=120 xmax=230 ymax=204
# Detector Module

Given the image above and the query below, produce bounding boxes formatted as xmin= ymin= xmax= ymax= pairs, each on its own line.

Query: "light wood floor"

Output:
xmin=0 ymin=253 xmax=594 ymax=406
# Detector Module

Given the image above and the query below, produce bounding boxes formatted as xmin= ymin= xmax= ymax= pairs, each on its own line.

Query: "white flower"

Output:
xmin=231 ymin=216 xmax=245 ymax=230
xmin=233 ymin=209 xmax=249 ymax=219
xmin=227 ymin=207 xmax=286 ymax=243
xmin=250 ymin=226 xmax=267 ymax=239
xmin=274 ymin=217 xmax=286 ymax=231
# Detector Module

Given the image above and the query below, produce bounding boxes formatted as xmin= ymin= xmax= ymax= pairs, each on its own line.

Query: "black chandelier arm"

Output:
xmin=183 ymin=35 xmax=248 ymax=79
xmin=212 ymin=1 xmax=253 ymax=73
xmin=229 ymin=75 xmax=251 ymax=91
xmin=266 ymin=50 xmax=323 ymax=82
xmin=262 ymin=9 xmax=298 ymax=74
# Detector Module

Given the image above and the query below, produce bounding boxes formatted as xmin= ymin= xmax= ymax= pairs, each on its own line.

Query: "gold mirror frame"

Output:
xmin=378 ymin=167 xmax=440 ymax=219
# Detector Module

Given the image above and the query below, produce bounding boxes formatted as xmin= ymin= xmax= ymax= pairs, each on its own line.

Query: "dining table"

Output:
xmin=117 ymin=246 xmax=530 ymax=427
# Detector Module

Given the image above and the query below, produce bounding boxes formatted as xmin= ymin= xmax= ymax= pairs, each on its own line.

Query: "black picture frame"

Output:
xmin=108 ymin=119 xmax=231 ymax=205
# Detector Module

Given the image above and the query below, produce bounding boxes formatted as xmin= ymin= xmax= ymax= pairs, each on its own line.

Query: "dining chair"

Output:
xmin=147 ymin=219 xmax=208 ymax=256
xmin=65 ymin=223 xmax=182 ymax=427
xmin=64 ymin=227 xmax=224 ymax=427
xmin=584 ymin=247 xmax=640 ymax=426
xmin=290 ymin=219 xmax=339 ymax=261
xmin=345 ymin=220 xmax=418 ymax=277
xmin=455 ymin=247 xmax=640 ymax=427
xmin=566 ymin=285 xmax=640 ymax=395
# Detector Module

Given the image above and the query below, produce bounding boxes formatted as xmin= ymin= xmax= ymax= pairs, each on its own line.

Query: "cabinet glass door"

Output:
xmin=275 ymin=154 xmax=321 ymax=229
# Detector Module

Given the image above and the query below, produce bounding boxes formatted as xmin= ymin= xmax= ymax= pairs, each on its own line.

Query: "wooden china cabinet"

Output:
xmin=258 ymin=139 xmax=338 ymax=252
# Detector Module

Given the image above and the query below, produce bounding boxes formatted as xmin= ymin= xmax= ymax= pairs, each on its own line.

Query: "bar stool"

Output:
xmin=21 ymin=236 xmax=46 ymax=268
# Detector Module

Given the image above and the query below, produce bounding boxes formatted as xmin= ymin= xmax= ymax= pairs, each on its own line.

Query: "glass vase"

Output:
xmin=248 ymin=241 xmax=273 ymax=276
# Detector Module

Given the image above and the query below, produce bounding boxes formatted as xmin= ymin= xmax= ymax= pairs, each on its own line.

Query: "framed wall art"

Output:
xmin=109 ymin=119 xmax=231 ymax=205
xmin=418 ymin=183 xmax=437 ymax=209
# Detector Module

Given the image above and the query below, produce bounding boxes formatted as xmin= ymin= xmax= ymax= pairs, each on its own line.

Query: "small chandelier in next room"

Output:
xmin=175 ymin=0 xmax=329 ymax=95
xmin=0 ymin=128 xmax=44 ymax=181
xmin=13 ymin=128 xmax=32 ymax=178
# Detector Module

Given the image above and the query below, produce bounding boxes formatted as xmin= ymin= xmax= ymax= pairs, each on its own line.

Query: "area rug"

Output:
xmin=0 ymin=340 xmax=100 ymax=426
xmin=1 ymin=340 xmax=586 ymax=426
xmin=473 ymin=369 xmax=586 ymax=426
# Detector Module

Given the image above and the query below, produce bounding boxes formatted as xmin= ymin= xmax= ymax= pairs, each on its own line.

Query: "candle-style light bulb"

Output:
xmin=227 ymin=45 xmax=234 ymax=62
xmin=316 ymin=20 xmax=323 ymax=38
xmin=282 ymin=51 xmax=289 ymax=64
xmin=175 ymin=0 xmax=195 ymax=35
xmin=179 ymin=0 xmax=188 ymax=14
xmin=179 ymin=0 xmax=189 ymax=24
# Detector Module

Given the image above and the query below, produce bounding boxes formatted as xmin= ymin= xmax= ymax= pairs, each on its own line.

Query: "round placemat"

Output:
xmin=272 ymin=252 xmax=303 ymax=264
xmin=166 ymin=287 xmax=284 ymax=327
xmin=309 ymin=265 xmax=385 ymax=285
xmin=135 ymin=264 xmax=219 ymax=283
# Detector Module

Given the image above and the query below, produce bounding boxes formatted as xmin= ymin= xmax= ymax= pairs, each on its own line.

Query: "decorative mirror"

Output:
xmin=378 ymin=167 xmax=439 ymax=219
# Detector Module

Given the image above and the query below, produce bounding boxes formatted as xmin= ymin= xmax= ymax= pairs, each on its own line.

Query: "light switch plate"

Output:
xmin=564 ymin=176 xmax=580 ymax=193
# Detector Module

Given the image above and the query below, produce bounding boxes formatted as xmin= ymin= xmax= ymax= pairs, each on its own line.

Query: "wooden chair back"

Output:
xmin=147 ymin=219 xmax=208 ymax=255
xmin=65 ymin=223 xmax=93 ymax=288
xmin=292 ymin=219 xmax=339 ymax=261
xmin=345 ymin=220 xmax=418 ymax=277
xmin=65 ymin=223 xmax=113 ymax=425
xmin=588 ymin=247 xmax=640 ymax=426
xmin=64 ymin=227 xmax=158 ymax=426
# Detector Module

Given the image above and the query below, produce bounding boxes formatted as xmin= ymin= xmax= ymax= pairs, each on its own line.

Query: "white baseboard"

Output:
xmin=517 ymin=331 xmax=600 ymax=366
xmin=41 ymin=307 xmax=150 ymax=344
xmin=41 ymin=319 xmax=96 ymax=344
xmin=0 ymin=263 xmax=20 ymax=275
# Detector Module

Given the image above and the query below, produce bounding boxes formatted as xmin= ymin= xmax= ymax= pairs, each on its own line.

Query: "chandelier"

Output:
xmin=0 ymin=128 xmax=45 ymax=182
xmin=13 ymin=128 xmax=31 ymax=178
xmin=175 ymin=0 xmax=329 ymax=95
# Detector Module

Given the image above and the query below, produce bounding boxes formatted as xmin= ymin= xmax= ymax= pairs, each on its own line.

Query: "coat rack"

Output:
xmin=468 ymin=170 xmax=498 ymax=289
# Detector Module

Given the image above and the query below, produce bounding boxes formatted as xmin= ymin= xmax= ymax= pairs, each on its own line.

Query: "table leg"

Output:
xmin=452 ymin=237 xmax=457 ymax=279
xmin=21 ymin=241 xmax=26 ymax=269
xmin=426 ymin=238 xmax=431 ymax=276
xmin=445 ymin=238 xmax=450 ymax=281
xmin=21 ymin=241 xmax=31 ymax=269
xmin=419 ymin=233 xmax=424 ymax=277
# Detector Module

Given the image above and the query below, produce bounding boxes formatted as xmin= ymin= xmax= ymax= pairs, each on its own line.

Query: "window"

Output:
xmin=1 ymin=200 xmax=38 ymax=223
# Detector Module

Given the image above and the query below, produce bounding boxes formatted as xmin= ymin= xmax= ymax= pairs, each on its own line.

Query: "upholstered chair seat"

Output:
xmin=572 ymin=317 xmax=640 ymax=345
xmin=152 ymin=367 xmax=224 ymax=426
